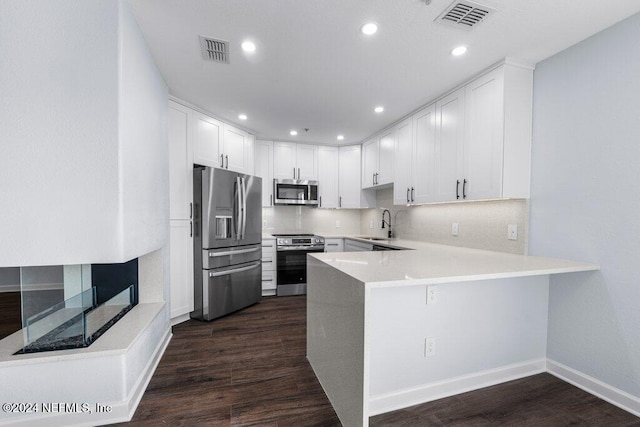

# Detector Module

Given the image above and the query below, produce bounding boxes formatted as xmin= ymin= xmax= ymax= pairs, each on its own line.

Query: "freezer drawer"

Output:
xmin=202 ymin=243 xmax=262 ymax=269
xmin=192 ymin=260 xmax=261 ymax=321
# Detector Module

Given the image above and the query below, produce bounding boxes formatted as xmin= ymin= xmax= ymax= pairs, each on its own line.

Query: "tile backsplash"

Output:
xmin=263 ymin=189 xmax=528 ymax=254
xmin=262 ymin=206 xmax=361 ymax=235
xmin=360 ymin=189 xmax=528 ymax=254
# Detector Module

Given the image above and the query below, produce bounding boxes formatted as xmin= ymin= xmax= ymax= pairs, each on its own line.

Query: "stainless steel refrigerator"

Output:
xmin=191 ymin=166 xmax=262 ymax=321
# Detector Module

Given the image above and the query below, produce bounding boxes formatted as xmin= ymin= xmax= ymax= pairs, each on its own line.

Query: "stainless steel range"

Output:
xmin=273 ymin=234 xmax=325 ymax=296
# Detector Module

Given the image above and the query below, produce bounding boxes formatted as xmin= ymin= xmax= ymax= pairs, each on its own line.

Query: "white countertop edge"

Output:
xmin=363 ymin=264 xmax=600 ymax=288
xmin=0 ymin=302 xmax=166 ymax=366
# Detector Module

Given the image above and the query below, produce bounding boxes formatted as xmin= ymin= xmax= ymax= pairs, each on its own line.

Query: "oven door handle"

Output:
xmin=277 ymin=246 xmax=325 ymax=251
xmin=208 ymin=261 xmax=261 ymax=278
xmin=209 ymin=246 xmax=261 ymax=257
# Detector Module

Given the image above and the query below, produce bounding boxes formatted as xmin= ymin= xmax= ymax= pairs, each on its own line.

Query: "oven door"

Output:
xmin=276 ymin=247 xmax=324 ymax=295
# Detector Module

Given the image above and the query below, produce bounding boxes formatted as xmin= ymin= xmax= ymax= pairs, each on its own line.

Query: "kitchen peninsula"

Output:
xmin=306 ymin=240 xmax=599 ymax=427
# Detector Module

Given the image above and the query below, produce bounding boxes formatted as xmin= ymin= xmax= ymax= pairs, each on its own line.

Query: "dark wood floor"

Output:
xmin=123 ymin=295 xmax=639 ymax=426
xmin=0 ymin=291 xmax=22 ymax=340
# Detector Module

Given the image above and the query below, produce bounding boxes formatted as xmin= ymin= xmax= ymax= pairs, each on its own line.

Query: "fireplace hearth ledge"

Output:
xmin=0 ymin=302 xmax=171 ymax=426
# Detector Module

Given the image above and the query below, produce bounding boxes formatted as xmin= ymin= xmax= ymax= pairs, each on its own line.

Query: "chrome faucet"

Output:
xmin=381 ymin=209 xmax=392 ymax=238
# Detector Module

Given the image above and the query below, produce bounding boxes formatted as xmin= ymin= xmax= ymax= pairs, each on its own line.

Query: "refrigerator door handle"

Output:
xmin=236 ymin=176 xmax=243 ymax=240
xmin=208 ymin=246 xmax=260 ymax=257
xmin=241 ymin=177 xmax=247 ymax=240
xmin=208 ymin=261 xmax=261 ymax=278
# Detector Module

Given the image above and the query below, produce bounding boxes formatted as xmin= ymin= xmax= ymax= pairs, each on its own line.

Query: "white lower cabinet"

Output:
xmin=324 ymin=238 xmax=344 ymax=253
xmin=344 ymin=239 xmax=373 ymax=252
xmin=169 ymin=219 xmax=193 ymax=322
xmin=261 ymin=239 xmax=277 ymax=296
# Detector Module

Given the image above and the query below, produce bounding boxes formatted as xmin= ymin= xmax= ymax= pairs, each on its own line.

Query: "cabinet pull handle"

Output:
xmin=221 ymin=154 xmax=224 ymax=166
xmin=190 ymin=221 xmax=193 ymax=237
xmin=319 ymin=196 xmax=322 ymax=207
xmin=189 ymin=202 xmax=193 ymax=219
xmin=411 ymin=187 xmax=415 ymax=202
xmin=463 ymin=179 xmax=467 ymax=199
xmin=270 ymin=194 xmax=273 ymax=206
xmin=339 ymin=196 xmax=342 ymax=208
xmin=293 ymin=168 xmax=296 ymax=179
xmin=407 ymin=188 xmax=410 ymax=203
xmin=225 ymin=155 xmax=229 ymax=169
xmin=456 ymin=180 xmax=460 ymax=200
xmin=372 ymin=173 xmax=375 ymax=186
xmin=298 ymin=168 xmax=300 ymax=180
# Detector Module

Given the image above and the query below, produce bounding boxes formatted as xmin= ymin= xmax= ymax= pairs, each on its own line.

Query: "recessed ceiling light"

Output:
xmin=238 ymin=114 xmax=247 ymax=120
xmin=361 ymin=22 xmax=378 ymax=35
xmin=337 ymin=135 xmax=345 ymax=141
xmin=290 ymin=130 xmax=298 ymax=136
xmin=374 ymin=106 xmax=384 ymax=113
xmin=241 ymin=41 xmax=256 ymax=52
xmin=451 ymin=46 xmax=467 ymax=56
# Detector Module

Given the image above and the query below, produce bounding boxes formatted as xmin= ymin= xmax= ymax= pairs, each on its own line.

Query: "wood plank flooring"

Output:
xmin=123 ymin=295 xmax=640 ymax=426
xmin=0 ymin=291 xmax=22 ymax=340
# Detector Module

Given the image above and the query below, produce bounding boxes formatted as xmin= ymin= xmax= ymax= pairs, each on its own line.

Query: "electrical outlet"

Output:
xmin=262 ymin=220 xmax=268 ymax=228
xmin=427 ymin=286 xmax=437 ymax=305
xmin=424 ymin=337 xmax=436 ymax=357
xmin=452 ymin=223 xmax=459 ymax=237
xmin=369 ymin=219 xmax=374 ymax=229
xmin=508 ymin=224 xmax=518 ymax=241
xmin=335 ymin=220 xmax=341 ymax=228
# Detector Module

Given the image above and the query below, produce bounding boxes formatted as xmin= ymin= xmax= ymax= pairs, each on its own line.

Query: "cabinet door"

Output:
xmin=273 ymin=142 xmax=297 ymax=180
xmin=324 ymin=238 xmax=344 ymax=252
xmin=255 ymin=140 xmax=274 ymax=207
xmin=393 ymin=118 xmax=413 ymax=205
xmin=377 ymin=129 xmax=395 ymax=185
xmin=296 ymin=144 xmax=319 ymax=181
xmin=413 ymin=104 xmax=437 ymax=204
xmin=169 ymin=219 xmax=194 ymax=320
xmin=168 ymin=102 xmax=193 ymax=220
xmin=434 ymin=88 xmax=465 ymax=202
xmin=464 ymin=68 xmax=505 ymax=200
xmin=222 ymin=124 xmax=253 ymax=174
xmin=317 ymin=146 xmax=339 ymax=208
xmin=193 ymin=112 xmax=222 ymax=168
xmin=362 ymin=138 xmax=378 ymax=189
xmin=340 ymin=145 xmax=372 ymax=208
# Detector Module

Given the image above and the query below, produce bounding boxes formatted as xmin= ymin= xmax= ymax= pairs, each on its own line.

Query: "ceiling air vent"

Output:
xmin=199 ymin=36 xmax=229 ymax=63
xmin=436 ymin=1 xmax=495 ymax=30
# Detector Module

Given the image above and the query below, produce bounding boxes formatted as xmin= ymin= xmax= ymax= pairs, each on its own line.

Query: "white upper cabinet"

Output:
xmin=393 ymin=117 xmax=414 ymax=205
xmin=362 ymin=130 xmax=394 ymax=189
xmin=193 ymin=112 xmax=223 ymax=168
xmin=255 ymin=140 xmax=274 ymax=207
xmin=168 ymin=101 xmax=193 ymax=220
xmin=412 ymin=104 xmax=437 ymax=204
xmin=434 ymin=88 xmax=466 ymax=202
xmin=317 ymin=146 xmax=339 ymax=208
xmin=273 ymin=142 xmax=318 ymax=181
xmin=222 ymin=123 xmax=254 ymax=175
xmin=192 ymin=110 xmax=254 ymax=174
xmin=339 ymin=145 xmax=375 ymax=208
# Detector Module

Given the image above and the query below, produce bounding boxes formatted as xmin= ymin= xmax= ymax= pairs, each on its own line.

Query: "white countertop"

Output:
xmin=309 ymin=239 xmax=599 ymax=287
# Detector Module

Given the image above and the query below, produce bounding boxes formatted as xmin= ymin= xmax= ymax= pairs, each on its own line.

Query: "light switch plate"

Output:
xmin=508 ymin=224 xmax=518 ymax=241
xmin=452 ymin=223 xmax=459 ymax=237
xmin=336 ymin=220 xmax=341 ymax=228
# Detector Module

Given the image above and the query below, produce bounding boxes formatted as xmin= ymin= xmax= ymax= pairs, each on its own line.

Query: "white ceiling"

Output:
xmin=127 ymin=0 xmax=640 ymax=145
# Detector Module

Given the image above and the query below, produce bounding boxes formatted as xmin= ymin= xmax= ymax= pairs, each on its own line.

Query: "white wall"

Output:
xmin=263 ymin=206 xmax=361 ymax=235
xmin=0 ymin=0 xmax=168 ymax=267
xmin=529 ymin=12 xmax=640 ymax=398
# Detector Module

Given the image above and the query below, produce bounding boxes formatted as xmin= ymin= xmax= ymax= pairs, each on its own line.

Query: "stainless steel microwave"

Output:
xmin=273 ymin=179 xmax=319 ymax=206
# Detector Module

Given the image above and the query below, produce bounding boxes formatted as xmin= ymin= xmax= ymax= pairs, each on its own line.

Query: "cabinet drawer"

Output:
xmin=261 ymin=278 xmax=276 ymax=290
xmin=261 ymin=249 xmax=275 ymax=263
xmin=261 ymin=239 xmax=276 ymax=249
xmin=261 ymin=256 xmax=275 ymax=271
xmin=262 ymin=270 xmax=275 ymax=282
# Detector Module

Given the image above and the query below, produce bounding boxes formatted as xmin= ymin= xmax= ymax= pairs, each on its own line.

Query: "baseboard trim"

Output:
xmin=170 ymin=312 xmax=191 ymax=326
xmin=546 ymin=359 xmax=640 ymax=418
xmin=368 ymin=358 xmax=546 ymax=416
